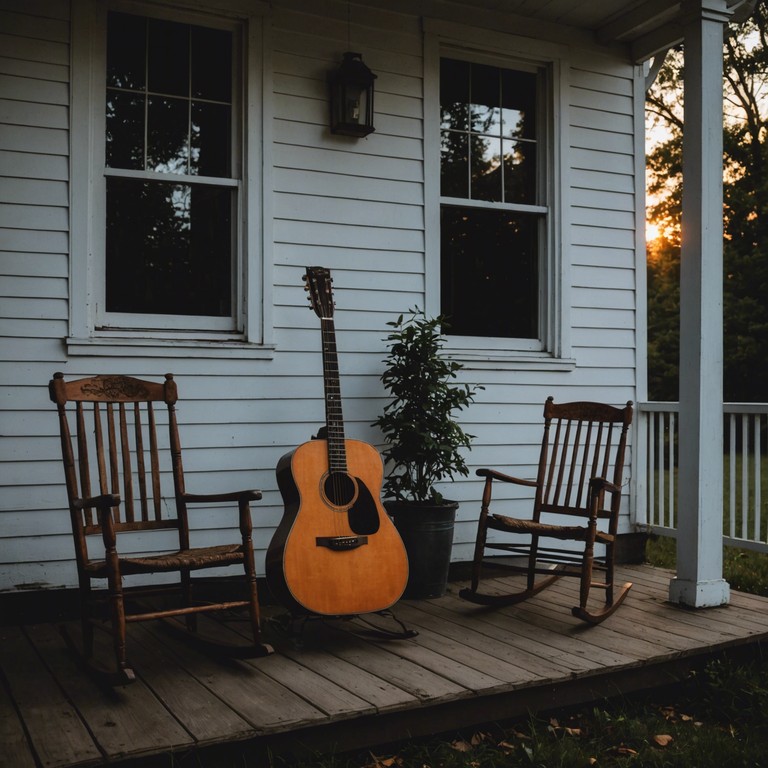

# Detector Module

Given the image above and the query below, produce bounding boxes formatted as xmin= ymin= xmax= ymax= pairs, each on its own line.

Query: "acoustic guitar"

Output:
xmin=266 ymin=267 xmax=409 ymax=616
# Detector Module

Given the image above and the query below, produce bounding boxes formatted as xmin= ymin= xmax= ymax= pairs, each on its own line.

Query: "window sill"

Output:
xmin=445 ymin=347 xmax=576 ymax=371
xmin=66 ymin=336 xmax=276 ymax=360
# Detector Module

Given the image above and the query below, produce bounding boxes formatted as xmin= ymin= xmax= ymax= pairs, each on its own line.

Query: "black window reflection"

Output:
xmin=147 ymin=19 xmax=189 ymax=97
xmin=148 ymin=96 xmax=189 ymax=174
xmin=106 ymin=92 xmax=144 ymax=170
xmin=106 ymin=178 xmax=232 ymax=317
xmin=192 ymin=26 xmax=232 ymax=101
xmin=441 ymin=206 xmax=539 ymax=339
xmin=107 ymin=12 xmax=146 ymax=90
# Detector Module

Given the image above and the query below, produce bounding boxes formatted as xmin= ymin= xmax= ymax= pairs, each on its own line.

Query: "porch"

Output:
xmin=3 ymin=564 xmax=768 ymax=768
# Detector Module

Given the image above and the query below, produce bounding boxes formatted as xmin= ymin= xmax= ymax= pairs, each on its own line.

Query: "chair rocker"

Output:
xmin=459 ymin=397 xmax=633 ymax=624
xmin=49 ymin=372 xmax=273 ymax=685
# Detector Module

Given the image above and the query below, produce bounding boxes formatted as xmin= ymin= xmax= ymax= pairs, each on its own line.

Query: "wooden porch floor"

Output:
xmin=3 ymin=564 xmax=768 ymax=768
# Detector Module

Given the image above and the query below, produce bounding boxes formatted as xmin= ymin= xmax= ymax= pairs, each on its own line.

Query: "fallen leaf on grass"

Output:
xmin=364 ymin=753 xmax=402 ymax=767
xmin=653 ymin=734 xmax=674 ymax=747
xmin=609 ymin=745 xmax=639 ymax=756
xmin=450 ymin=739 xmax=472 ymax=752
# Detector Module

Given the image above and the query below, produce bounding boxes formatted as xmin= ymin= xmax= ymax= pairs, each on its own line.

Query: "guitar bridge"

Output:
xmin=316 ymin=535 xmax=368 ymax=551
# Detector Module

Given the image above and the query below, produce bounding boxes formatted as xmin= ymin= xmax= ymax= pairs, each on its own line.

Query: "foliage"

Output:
xmin=372 ymin=309 xmax=481 ymax=504
xmin=646 ymin=1 xmax=768 ymax=401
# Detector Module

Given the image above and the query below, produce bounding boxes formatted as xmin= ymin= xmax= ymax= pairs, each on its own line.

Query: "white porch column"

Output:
xmin=669 ymin=0 xmax=731 ymax=608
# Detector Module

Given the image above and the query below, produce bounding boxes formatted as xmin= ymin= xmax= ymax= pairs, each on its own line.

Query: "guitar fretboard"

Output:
xmin=320 ymin=317 xmax=348 ymax=473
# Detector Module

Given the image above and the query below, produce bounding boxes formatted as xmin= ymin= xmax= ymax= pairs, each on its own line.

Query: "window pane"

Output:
xmin=470 ymin=63 xmax=501 ymax=135
xmin=106 ymin=91 xmax=144 ymax=170
xmin=191 ymin=102 xmax=230 ymax=177
xmin=501 ymin=69 xmax=537 ymax=139
xmin=148 ymin=96 xmax=189 ymax=174
xmin=440 ymin=58 xmax=469 ymax=131
xmin=441 ymin=206 xmax=538 ymax=339
xmin=471 ymin=135 xmax=502 ymax=202
xmin=503 ymin=140 xmax=536 ymax=204
xmin=107 ymin=12 xmax=146 ymax=90
xmin=147 ymin=19 xmax=189 ymax=96
xmin=192 ymin=26 xmax=232 ymax=101
xmin=106 ymin=178 xmax=232 ymax=317
xmin=440 ymin=130 xmax=468 ymax=198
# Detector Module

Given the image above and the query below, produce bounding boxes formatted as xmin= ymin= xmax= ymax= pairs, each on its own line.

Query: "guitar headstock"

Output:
xmin=304 ymin=266 xmax=335 ymax=319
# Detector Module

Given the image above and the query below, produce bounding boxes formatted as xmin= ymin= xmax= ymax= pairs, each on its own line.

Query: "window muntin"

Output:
xmin=103 ymin=11 xmax=238 ymax=323
xmin=439 ymin=57 xmax=545 ymax=341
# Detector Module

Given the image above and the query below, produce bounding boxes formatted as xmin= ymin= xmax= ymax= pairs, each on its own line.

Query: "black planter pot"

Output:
xmin=385 ymin=500 xmax=458 ymax=599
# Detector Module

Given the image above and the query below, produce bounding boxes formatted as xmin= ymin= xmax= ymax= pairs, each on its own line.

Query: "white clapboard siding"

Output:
xmin=0 ymin=0 xmax=642 ymax=592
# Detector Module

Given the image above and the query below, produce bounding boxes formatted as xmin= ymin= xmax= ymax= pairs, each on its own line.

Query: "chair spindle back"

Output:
xmin=50 ymin=373 xmax=181 ymax=536
xmin=537 ymin=397 xmax=633 ymax=519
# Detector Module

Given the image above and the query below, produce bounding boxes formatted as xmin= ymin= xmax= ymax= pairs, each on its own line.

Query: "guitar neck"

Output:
xmin=320 ymin=316 xmax=348 ymax=473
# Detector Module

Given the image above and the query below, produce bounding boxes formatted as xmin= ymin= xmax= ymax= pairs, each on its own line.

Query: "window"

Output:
xmin=69 ymin=1 xmax=268 ymax=352
xmin=105 ymin=13 xmax=236 ymax=321
xmin=439 ymin=57 xmax=549 ymax=347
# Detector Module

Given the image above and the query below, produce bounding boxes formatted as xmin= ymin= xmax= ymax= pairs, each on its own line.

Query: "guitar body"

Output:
xmin=266 ymin=438 xmax=409 ymax=616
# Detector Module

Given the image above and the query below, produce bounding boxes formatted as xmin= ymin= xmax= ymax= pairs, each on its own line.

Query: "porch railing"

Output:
xmin=635 ymin=402 xmax=768 ymax=554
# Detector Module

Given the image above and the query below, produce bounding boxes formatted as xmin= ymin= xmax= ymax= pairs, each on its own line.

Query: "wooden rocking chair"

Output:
xmin=459 ymin=397 xmax=633 ymax=624
xmin=49 ymin=372 xmax=273 ymax=685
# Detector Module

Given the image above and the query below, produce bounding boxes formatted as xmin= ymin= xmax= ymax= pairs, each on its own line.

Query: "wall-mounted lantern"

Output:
xmin=328 ymin=51 xmax=376 ymax=137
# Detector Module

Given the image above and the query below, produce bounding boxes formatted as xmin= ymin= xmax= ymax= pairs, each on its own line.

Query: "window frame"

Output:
xmin=69 ymin=0 xmax=273 ymax=357
xmin=424 ymin=21 xmax=573 ymax=368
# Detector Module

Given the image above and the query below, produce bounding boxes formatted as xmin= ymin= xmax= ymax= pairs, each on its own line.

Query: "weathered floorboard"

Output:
xmin=3 ymin=566 xmax=768 ymax=768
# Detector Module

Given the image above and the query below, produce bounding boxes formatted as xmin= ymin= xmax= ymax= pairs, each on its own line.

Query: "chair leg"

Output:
xmin=108 ymin=570 xmax=136 ymax=684
xmin=181 ymin=569 xmax=197 ymax=632
xmin=571 ymin=536 xmax=632 ymax=624
xmin=79 ymin=576 xmax=94 ymax=660
xmin=241 ymin=527 xmax=274 ymax=657
xmin=468 ymin=477 xmax=493 ymax=593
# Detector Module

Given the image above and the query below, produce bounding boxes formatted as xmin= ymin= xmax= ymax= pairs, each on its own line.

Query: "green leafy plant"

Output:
xmin=373 ymin=309 xmax=481 ymax=504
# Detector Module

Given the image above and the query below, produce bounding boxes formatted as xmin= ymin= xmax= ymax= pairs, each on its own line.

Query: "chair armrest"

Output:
xmin=74 ymin=493 xmax=121 ymax=510
xmin=181 ymin=490 xmax=263 ymax=504
xmin=476 ymin=468 xmax=538 ymax=488
xmin=588 ymin=477 xmax=621 ymax=495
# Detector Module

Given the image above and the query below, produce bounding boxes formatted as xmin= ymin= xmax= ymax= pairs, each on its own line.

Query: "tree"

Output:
xmin=646 ymin=1 xmax=768 ymax=402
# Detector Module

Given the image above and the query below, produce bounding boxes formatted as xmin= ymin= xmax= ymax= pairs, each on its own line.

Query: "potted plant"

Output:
xmin=373 ymin=309 xmax=481 ymax=598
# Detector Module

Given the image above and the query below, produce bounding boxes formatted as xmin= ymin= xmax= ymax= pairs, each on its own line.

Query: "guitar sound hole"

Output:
xmin=323 ymin=472 xmax=357 ymax=508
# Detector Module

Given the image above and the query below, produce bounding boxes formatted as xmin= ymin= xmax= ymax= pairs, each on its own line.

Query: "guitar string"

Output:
xmin=322 ymin=314 xmax=347 ymax=535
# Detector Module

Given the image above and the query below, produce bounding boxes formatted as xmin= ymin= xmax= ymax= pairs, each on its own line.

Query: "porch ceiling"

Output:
xmin=471 ymin=0 xmax=756 ymax=61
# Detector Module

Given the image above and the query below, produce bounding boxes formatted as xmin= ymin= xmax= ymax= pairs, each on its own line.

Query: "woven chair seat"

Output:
xmin=86 ymin=544 xmax=244 ymax=576
xmin=490 ymin=513 xmax=588 ymax=540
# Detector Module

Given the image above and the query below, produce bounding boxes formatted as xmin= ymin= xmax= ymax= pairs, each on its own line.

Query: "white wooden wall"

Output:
xmin=0 ymin=0 xmax=641 ymax=592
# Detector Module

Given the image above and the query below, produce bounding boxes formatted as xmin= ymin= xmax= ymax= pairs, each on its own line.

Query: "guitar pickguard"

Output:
xmin=346 ymin=475 xmax=380 ymax=535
